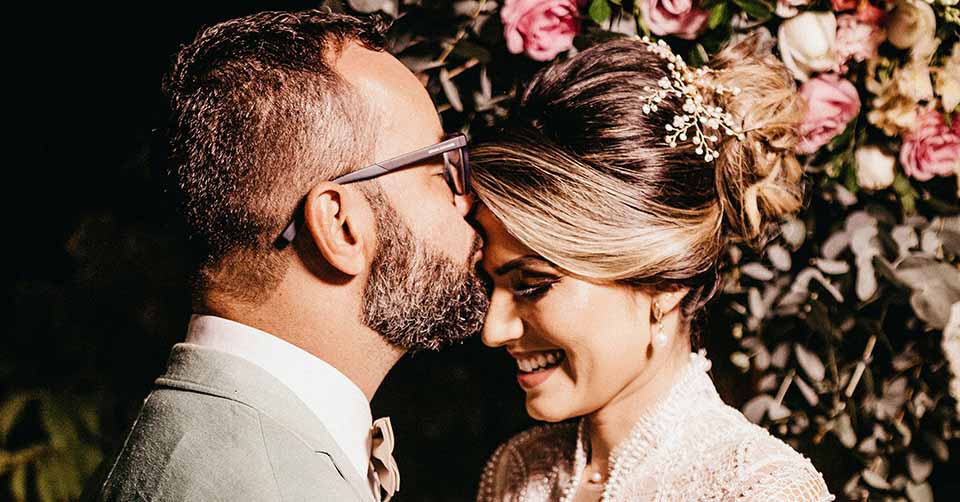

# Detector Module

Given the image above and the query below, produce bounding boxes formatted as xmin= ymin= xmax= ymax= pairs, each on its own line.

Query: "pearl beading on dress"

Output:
xmin=477 ymin=351 xmax=834 ymax=502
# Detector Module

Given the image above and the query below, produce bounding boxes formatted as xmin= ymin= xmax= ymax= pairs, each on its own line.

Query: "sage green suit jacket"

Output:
xmin=96 ymin=343 xmax=377 ymax=502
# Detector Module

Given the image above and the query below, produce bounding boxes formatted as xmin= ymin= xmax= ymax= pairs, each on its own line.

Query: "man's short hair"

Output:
xmin=163 ymin=9 xmax=386 ymax=303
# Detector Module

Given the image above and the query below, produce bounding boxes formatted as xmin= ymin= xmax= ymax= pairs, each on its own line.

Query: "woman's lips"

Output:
xmin=517 ymin=365 xmax=560 ymax=389
xmin=512 ymin=349 xmax=566 ymax=390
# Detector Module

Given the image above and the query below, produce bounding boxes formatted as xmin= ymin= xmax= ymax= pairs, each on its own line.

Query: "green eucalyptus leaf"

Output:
xmin=923 ymin=432 xmax=949 ymax=462
xmin=39 ymin=398 xmax=78 ymax=451
xmin=348 ymin=0 xmax=397 ymax=16
xmin=906 ymin=481 xmax=934 ymax=502
xmin=35 ymin=457 xmax=58 ymax=502
xmin=833 ymin=414 xmax=856 ymax=448
xmin=589 ymin=0 xmax=613 ymax=24
xmin=861 ymin=468 xmax=892 ymax=489
xmin=803 ymin=299 xmax=834 ymax=339
xmin=708 ymin=1 xmax=729 ymax=29
xmin=451 ymin=40 xmax=492 ymax=64
xmin=10 ymin=463 xmax=27 ymax=502
xmin=732 ymin=0 xmax=773 ymax=20
xmin=742 ymin=263 xmax=775 ymax=281
xmin=907 ymin=453 xmax=933 ymax=483
xmin=795 ymin=344 xmax=825 ymax=382
xmin=0 ymin=393 xmax=32 ymax=443
xmin=439 ymin=68 xmax=464 ymax=112
xmin=895 ymin=256 xmax=960 ymax=329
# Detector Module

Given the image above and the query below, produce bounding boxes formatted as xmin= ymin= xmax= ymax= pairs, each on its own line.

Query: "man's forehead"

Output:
xmin=334 ymin=43 xmax=442 ymax=148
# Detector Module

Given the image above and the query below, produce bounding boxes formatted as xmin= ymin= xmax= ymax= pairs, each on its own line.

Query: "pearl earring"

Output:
xmin=652 ymin=301 xmax=668 ymax=349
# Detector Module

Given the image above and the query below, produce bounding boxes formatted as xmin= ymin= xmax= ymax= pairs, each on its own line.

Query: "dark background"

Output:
xmin=8 ymin=3 xmax=958 ymax=501
xmin=6 ymin=3 xmax=533 ymax=500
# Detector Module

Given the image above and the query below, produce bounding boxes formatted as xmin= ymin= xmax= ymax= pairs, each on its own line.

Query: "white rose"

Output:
xmin=778 ymin=12 xmax=839 ymax=82
xmin=855 ymin=146 xmax=897 ymax=190
xmin=888 ymin=0 xmax=939 ymax=60
xmin=937 ymin=43 xmax=960 ymax=111
xmin=897 ymin=61 xmax=935 ymax=102
xmin=775 ymin=0 xmax=812 ymax=18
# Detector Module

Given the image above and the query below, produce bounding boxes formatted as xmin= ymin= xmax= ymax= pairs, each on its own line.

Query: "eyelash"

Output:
xmin=512 ymin=280 xmax=557 ymax=300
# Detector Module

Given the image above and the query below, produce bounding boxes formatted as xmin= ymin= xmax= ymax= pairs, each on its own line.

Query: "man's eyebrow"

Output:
xmin=494 ymin=255 xmax=553 ymax=276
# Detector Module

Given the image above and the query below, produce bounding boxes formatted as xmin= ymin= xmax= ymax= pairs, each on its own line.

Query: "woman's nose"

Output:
xmin=481 ymin=291 xmax=523 ymax=348
xmin=454 ymin=191 xmax=474 ymax=217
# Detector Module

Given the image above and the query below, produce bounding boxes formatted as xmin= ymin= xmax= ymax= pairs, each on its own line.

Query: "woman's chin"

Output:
xmin=525 ymin=397 xmax=575 ymax=423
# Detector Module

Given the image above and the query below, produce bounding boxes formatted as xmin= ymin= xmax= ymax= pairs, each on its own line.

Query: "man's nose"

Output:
xmin=481 ymin=291 xmax=523 ymax=348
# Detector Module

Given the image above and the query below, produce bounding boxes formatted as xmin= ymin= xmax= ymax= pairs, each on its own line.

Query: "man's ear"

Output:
xmin=302 ymin=182 xmax=370 ymax=276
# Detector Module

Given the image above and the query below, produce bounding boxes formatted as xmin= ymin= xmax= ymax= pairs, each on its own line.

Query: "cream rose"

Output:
xmin=936 ymin=43 xmax=960 ymax=112
xmin=888 ymin=0 xmax=939 ymax=60
xmin=855 ymin=146 xmax=897 ymax=190
xmin=778 ymin=11 xmax=839 ymax=81
xmin=835 ymin=14 xmax=885 ymax=66
xmin=897 ymin=61 xmax=935 ymax=102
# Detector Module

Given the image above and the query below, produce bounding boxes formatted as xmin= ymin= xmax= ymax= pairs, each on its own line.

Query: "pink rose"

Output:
xmin=900 ymin=110 xmax=960 ymax=181
xmin=836 ymin=14 xmax=885 ymax=65
xmin=501 ymin=0 xmax=584 ymax=61
xmin=797 ymin=73 xmax=861 ymax=154
xmin=856 ymin=0 xmax=886 ymax=24
xmin=831 ymin=0 xmax=857 ymax=11
xmin=640 ymin=0 xmax=709 ymax=40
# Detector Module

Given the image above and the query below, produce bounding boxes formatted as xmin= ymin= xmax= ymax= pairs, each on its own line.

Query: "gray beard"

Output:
xmin=360 ymin=187 xmax=489 ymax=352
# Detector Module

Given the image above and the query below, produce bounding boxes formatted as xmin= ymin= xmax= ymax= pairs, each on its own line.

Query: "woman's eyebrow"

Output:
xmin=494 ymin=255 xmax=553 ymax=276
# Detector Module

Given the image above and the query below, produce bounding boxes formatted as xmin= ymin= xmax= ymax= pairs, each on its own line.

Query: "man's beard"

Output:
xmin=361 ymin=187 xmax=489 ymax=352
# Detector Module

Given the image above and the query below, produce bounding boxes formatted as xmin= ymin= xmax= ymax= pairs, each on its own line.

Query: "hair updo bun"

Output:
xmin=705 ymin=33 xmax=806 ymax=245
xmin=470 ymin=34 xmax=806 ymax=319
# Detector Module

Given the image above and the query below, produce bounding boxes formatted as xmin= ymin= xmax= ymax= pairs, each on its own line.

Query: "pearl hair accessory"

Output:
xmin=652 ymin=300 xmax=668 ymax=349
xmin=636 ymin=36 xmax=745 ymax=162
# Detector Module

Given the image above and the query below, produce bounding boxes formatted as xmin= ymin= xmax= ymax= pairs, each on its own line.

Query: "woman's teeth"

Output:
xmin=517 ymin=350 xmax=565 ymax=373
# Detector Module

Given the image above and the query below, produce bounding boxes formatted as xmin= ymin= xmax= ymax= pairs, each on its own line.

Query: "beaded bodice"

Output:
xmin=477 ymin=352 xmax=834 ymax=502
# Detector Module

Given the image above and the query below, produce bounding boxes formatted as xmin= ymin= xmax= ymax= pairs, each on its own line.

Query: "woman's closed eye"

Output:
xmin=511 ymin=276 xmax=559 ymax=300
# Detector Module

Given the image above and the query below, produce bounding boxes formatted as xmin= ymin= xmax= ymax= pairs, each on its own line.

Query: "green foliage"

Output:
xmin=731 ymin=0 xmax=772 ymax=20
xmin=708 ymin=2 xmax=731 ymax=30
xmin=4 ymin=1 xmax=959 ymax=501
xmin=589 ymin=0 xmax=613 ymax=24
xmin=1 ymin=393 xmax=103 ymax=501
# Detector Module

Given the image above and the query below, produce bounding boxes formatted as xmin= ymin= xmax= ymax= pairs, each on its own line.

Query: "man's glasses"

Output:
xmin=276 ymin=133 xmax=470 ymax=246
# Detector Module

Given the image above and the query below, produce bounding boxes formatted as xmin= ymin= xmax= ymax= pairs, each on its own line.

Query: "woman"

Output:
xmin=471 ymin=35 xmax=833 ymax=502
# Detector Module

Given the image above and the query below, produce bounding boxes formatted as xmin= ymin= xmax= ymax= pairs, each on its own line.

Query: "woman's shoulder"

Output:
xmin=732 ymin=430 xmax=834 ymax=501
xmin=476 ymin=421 xmax=578 ymax=502
xmin=710 ymin=408 xmax=834 ymax=502
xmin=661 ymin=395 xmax=834 ymax=501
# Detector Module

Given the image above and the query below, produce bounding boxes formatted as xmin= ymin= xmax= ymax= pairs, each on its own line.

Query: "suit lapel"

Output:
xmin=155 ymin=343 xmax=377 ymax=502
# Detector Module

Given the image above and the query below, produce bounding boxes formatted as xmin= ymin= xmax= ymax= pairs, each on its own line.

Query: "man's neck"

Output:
xmin=201 ymin=291 xmax=404 ymax=401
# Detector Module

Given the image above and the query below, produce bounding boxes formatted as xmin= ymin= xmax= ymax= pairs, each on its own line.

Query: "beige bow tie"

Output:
xmin=370 ymin=417 xmax=400 ymax=502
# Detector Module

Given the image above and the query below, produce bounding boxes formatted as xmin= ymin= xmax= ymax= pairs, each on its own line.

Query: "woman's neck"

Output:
xmin=584 ymin=341 xmax=691 ymax=474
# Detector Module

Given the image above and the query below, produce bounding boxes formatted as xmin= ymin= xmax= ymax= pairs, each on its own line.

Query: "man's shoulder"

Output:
xmin=96 ymin=388 xmax=280 ymax=501
xmin=96 ymin=387 xmax=352 ymax=502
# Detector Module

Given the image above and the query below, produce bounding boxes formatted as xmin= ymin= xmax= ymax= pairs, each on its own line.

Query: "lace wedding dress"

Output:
xmin=477 ymin=352 xmax=834 ymax=502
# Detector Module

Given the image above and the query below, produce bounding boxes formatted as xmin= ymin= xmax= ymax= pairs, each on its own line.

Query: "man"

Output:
xmin=96 ymin=9 xmax=489 ymax=502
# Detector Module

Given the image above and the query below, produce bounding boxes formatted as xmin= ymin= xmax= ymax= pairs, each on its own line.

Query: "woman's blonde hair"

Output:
xmin=471 ymin=34 xmax=806 ymax=320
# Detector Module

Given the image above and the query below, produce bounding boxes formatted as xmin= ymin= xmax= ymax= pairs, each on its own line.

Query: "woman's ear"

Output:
xmin=653 ymin=288 xmax=689 ymax=315
xmin=302 ymin=182 xmax=370 ymax=276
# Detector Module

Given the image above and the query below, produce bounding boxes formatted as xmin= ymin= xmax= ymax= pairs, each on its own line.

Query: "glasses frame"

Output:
xmin=276 ymin=133 xmax=470 ymax=246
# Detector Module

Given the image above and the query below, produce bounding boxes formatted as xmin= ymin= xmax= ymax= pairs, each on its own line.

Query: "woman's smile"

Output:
xmin=510 ymin=349 xmax=567 ymax=389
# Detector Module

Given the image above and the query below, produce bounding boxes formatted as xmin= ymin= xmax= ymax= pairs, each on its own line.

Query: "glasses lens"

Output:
xmin=443 ymin=149 xmax=467 ymax=195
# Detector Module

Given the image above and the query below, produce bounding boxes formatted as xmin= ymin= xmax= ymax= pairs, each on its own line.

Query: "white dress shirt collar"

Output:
xmin=185 ymin=314 xmax=373 ymax=483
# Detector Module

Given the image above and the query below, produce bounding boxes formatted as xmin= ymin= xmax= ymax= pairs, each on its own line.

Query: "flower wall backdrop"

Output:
xmin=354 ymin=0 xmax=960 ymax=498
xmin=2 ymin=1 xmax=958 ymax=501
